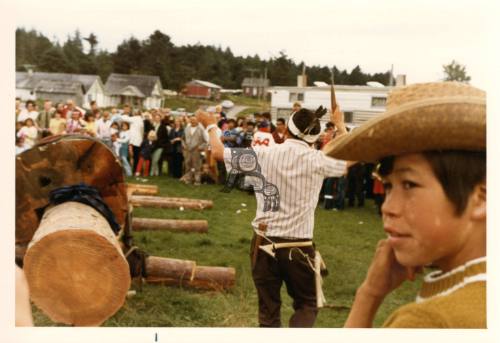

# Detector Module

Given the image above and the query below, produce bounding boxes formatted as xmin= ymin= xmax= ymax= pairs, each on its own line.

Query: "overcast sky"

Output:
xmin=11 ymin=0 xmax=497 ymax=88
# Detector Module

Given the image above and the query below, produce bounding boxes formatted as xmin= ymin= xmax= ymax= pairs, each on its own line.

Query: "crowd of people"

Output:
xmin=14 ymin=98 xmax=381 ymax=210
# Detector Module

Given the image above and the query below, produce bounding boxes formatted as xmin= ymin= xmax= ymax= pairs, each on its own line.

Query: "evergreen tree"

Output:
xmin=112 ymin=37 xmax=144 ymax=74
xmin=442 ymin=60 xmax=471 ymax=83
xmin=38 ymin=45 xmax=72 ymax=72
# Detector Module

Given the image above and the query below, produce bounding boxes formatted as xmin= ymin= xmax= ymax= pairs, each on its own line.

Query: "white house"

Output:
xmin=15 ymin=72 xmax=108 ymax=109
xmin=269 ymin=84 xmax=394 ymax=126
xmin=105 ymin=73 xmax=163 ymax=109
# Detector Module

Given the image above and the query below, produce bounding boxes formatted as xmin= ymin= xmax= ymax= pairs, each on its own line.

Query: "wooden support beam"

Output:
xmin=146 ymin=266 xmax=236 ymax=291
xmin=130 ymin=195 xmax=213 ymax=210
xmin=132 ymin=217 xmax=208 ymax=233
xmin=126 ymin=183 xmax=159 ymax=196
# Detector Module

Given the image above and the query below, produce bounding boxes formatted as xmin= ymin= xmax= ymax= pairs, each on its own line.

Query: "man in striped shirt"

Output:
xmin=197 ymin=105 xmax=347 ymax=327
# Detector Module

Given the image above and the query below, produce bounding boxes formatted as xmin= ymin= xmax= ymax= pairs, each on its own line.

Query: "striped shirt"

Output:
xmin=223 ymin=138 xmax=346 ymax=239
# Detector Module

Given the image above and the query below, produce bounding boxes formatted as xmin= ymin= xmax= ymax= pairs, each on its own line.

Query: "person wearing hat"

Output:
xmin=323 ymin=82 xmax=486 ymax=328
xmin=196 ymin=104 xmax=347 ymax=327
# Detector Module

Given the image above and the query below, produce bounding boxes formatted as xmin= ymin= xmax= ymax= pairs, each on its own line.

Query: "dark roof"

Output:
xmin=16 ymin=72 xmax=100 ymax=92
xmin=35 ymin=80 xmax=84 ymax=95
xmin=242 ymin=78 xmax=270 ymax=87
xmin=105 ymin=73 xmax=162 ymax=96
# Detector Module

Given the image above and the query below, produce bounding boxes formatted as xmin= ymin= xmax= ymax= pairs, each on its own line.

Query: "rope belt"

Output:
xmin=254 ymin=230 xmax=327 ymax=308
xmin=258 ymin=241 xmax=313 ymax=258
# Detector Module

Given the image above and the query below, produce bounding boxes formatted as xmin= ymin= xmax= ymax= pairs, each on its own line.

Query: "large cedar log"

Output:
xmin=23 ymin=202 xmax=131 ymax=326
xmin=16 ymin=135 xmax=128 ymax=252
xmin=132 ymin=217 xmax=208 ymax=233
xmin=130 ymin=195 xmax=213 ymax=210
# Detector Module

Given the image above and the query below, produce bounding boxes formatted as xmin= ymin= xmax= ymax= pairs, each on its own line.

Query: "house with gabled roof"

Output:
xmin=15 ymin=71 xmax=107 ymax=108
xmin=241 ymin=77 xmax=270 ymax=98
xmin=104 ymin=73 xmax=163 ymax=109
xmin=184 ymin=79 xmax=221 ymax=100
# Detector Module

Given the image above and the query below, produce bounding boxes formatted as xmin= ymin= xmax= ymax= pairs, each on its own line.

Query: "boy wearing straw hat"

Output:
xmin=324 ymin=81 xmax=486 ymax=328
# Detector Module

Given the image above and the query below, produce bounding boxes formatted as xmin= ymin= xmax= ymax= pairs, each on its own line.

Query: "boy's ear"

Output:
xmin=470 ymin=183 xmax=486 ymax=221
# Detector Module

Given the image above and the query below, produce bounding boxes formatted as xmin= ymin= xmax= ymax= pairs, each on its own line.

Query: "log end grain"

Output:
xmin=24 ymin=229 xmax=131 ymax=326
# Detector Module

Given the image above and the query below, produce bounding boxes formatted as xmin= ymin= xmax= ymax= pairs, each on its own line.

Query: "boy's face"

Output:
xmin=381 ymin=153 xmax=480 ymax=271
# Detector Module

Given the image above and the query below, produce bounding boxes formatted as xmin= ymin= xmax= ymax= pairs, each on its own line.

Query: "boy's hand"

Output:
xmin=359 ymin=239 xmax=421 ymax=299
xmin=195 ymin=110 xmax=217 ymax=128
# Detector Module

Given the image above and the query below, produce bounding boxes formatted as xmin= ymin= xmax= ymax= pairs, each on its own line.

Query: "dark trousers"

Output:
xmin=250 ymin=235 xmax=318 ymax=328
xmin=132 ymin=145 xmax=141 ymax=173
xmin=335 ymin=176 xmax=346 ymax=209
xmin=171 ymin=152 xmax=184 ymax=178
xmin=217 ymin=160 xmax=227 ymax=184
xmin=347 ymin=163 xmax=365 ymax=207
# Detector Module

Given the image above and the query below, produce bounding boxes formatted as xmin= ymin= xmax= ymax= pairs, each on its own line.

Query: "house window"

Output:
xmin=371 ymin=96 xmax=387 ymax=107
xmin=289 ymin=92 xmax=304 ymax=102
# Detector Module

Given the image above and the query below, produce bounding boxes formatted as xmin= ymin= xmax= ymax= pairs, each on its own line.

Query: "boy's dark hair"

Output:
xmin=277 ymin=118 xmax=285 ymax=125
xmin=246 ymin=121 xmax=255 ymax=127
xmin=378 ymin=150 xmax=486 ymax=215
xmin=262 ymin=112 xmax=272 ymax=120
xmin=289 ymin=108 xmax=322 ymax=139
xmin=227 ymin=118 xmax=237 ymax=125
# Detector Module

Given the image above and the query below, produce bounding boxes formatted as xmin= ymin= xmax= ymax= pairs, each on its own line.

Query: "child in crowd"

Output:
xmin=135 ymin=130 xmax=156 ymax=177
xmin=66 ymin=110 xmax=85 ymax=134
xmin=200 ymin=163 xmax=216 ymax=184
xmin=325 ymin=82 xmax=486 ymax=328
xmin=110 ymin=122 xmax=119 ymax=136
xmin=15 ymin=136 xmax=29 ymax=155
xmin=221 ymin=118 xmax=241 ymax=148
xmin=83 ymin=113 xmax=97 ymax=137
xmin=16 ymin=118 xmax=38 ymax=148
xmin=118 ymin=122 xmax=133 ymax=177
xmin=111 ymin=133 xmax=120 ymax=156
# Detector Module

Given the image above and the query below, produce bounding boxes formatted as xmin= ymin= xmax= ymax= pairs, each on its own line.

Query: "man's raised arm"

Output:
xmin=196 ymin=110 xmax=224 ymax=161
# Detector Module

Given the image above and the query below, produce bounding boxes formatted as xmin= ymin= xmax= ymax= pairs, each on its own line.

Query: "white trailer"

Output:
xmin=269 ymin=85 xmax=393 ymax=126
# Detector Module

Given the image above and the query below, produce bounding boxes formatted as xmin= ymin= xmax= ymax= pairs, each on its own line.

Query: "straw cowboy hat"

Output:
xmin=324 ymin=82 xmax=486 ymax=162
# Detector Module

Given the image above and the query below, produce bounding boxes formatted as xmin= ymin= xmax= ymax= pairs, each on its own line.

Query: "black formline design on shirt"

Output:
xmin=221 ymin=148 xmax=280 ymax=212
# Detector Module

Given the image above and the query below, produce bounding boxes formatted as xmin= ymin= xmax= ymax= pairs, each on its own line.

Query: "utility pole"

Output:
xmin=389 ymin=64 xmax=394 ymax=86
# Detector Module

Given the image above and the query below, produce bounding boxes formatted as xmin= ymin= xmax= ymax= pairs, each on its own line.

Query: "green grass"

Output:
xmin=32 ymin=175 xmax=420 ymax=327
xmin=161 ymin=95 xmax=270 ymax=113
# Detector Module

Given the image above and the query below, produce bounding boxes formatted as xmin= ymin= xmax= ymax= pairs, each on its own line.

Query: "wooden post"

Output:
xmin=146 ymin=257 xmax=235 ymax=291
xmin=146 ymin=256 xmax=196 ymax=282
xmin=127 ymin=183 xmax=159 ymax=196
xmin=132 ymin=218 xmax=208 ymax=233
xmin=130 ymin=195 xmax=213 ymax=210
xmin=23 ymin=202 xmax=131 ymax=326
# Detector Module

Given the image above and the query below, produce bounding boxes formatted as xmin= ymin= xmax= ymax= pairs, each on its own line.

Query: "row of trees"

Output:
xmin=16 ymin=28 xmax=470 ymax=91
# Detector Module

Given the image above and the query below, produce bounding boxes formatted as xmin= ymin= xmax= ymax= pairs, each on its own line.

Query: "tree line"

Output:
xmin=16 ymin=28 xmax=394 ymax=91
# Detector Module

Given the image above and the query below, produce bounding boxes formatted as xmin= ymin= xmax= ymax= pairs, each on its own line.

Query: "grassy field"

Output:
xmin=32 ymin=175 xmax=421 ymax=327
xmin=162 ymin=94 xmax=270 ymax=114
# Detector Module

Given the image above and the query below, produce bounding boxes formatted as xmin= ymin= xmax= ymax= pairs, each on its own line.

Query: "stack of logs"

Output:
xmin=127 ymin=183 xmax=234 ymax=290
xmin=16 ymin=135 xmax=235 ymax=326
